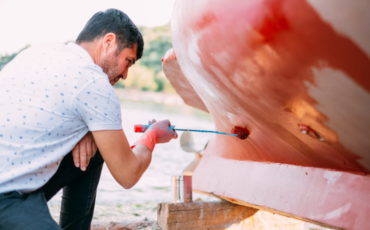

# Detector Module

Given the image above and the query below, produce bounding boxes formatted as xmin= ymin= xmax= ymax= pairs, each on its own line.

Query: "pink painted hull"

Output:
xmin=163 ymin=0 xmax=370 ymax=229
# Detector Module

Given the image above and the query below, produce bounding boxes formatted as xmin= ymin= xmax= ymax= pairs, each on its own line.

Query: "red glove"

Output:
xmin=135 ymin=120 xmax=177 ymax=151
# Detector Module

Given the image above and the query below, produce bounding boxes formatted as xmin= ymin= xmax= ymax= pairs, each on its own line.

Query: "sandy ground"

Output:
xmin=48 ymin=89 xmax=216 ymax=229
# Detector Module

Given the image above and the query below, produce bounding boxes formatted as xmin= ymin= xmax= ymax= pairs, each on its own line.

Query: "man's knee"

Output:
xmin=0 ymin=191 xmax=60 ymax=230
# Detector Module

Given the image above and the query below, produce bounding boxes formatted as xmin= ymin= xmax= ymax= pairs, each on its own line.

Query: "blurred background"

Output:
xmin=1 ymin=0 xmax=175 ymax=93
xmin=0 ymin=0 xmax=216 ymax=228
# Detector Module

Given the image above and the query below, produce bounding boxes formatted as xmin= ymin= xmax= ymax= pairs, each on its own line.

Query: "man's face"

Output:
xmin=100 ymin=43 xmax=138 ymax=85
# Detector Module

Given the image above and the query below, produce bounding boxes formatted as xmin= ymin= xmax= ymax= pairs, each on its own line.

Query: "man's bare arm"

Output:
xmin=91 ymin=120 xmax=176 ymax=189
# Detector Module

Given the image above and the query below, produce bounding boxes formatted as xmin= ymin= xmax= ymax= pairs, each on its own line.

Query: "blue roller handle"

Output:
xmin=135 ymin=124 xmax=238 ymax=137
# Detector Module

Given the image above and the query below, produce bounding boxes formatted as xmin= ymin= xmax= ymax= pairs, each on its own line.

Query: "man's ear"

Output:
xmin=102 ymin=33 xmax=117 ymax=53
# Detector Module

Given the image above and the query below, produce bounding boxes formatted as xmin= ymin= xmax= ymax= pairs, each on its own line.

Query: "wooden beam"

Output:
xmin=157 ymin=201 xmax=257 ymax=230
xmin=157 ymin=200 xmax=337 ymax=230
xmin=193 ymin=156 xmax=370 ymax=230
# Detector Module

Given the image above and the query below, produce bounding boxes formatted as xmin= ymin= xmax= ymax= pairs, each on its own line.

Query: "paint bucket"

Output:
xmin=172 ymin=175 xmax=192 ymax=203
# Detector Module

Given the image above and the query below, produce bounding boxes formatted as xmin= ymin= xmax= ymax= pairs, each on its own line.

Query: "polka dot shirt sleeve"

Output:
xmin=75 ymin=78 xmax=122 ymax=131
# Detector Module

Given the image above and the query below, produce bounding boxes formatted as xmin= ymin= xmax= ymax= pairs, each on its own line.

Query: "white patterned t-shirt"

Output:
xmin=0 ymin=43 xmax=122 ymax=193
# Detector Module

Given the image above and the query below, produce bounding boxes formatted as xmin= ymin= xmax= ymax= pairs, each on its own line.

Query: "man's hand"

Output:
xmin=147 ymin=120 xmax=178 ymax=143
xmin=72 ymin=132 xmax=98 ymax=171
xmin=135 ymin=120 xmax=177 ymax=151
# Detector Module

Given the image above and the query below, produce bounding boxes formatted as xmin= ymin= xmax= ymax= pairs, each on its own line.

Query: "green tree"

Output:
xmin=0 ymin=53 xmax=17 ymax=70
xmin=141 ymin=36 xmax=172 ymax=92
xmin=141 ymin=36 xmax=172 ymax=74
xmin=120 ymin=64 xmax=157 ymax=91
xmin=0 ymin=46 xmax=29 ymax=70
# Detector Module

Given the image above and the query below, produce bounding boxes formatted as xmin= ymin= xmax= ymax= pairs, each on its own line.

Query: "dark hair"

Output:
xmin=76 ymin=8 xmax=144 ymax=59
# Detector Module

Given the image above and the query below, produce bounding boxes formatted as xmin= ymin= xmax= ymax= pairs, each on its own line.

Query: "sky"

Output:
xmin=0 ymin=0 xmax=175 ymax=54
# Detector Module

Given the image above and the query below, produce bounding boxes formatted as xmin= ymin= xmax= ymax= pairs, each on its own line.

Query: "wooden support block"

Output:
xmin=157 ymin=201 xmax=335 ymax=230
xmin=157 ymin=201 xmax=257 ymax=230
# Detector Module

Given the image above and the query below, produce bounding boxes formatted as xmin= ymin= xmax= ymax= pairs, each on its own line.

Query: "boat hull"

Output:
xmin=163 ymin=0 xmax=370 ymax=229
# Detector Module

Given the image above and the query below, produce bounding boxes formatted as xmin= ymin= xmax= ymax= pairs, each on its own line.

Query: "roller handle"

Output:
xmin=134 ymin=124 xmax=245 ymax=139
xmin=134 ymin=124 xmax=175 ymax=133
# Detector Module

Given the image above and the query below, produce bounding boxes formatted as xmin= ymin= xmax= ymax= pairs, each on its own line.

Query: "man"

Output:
xmin=0 ymin=8 xmax=177 ymax=229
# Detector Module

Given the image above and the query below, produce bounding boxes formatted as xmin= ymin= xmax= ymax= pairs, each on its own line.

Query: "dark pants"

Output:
xmin=0 ymin=151 xmax=104 ymax=230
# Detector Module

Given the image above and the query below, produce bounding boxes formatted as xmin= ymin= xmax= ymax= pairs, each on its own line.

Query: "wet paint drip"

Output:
xmin=298 ymin=124 xmax=325 ymax=142
xmin=232 ymin=126 xmax=250 ymax=140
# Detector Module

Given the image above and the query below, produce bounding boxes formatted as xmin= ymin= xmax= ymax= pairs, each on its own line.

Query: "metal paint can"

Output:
xmin=172 ymin=175 xmax=192 ymax=203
